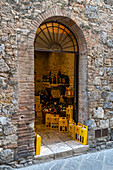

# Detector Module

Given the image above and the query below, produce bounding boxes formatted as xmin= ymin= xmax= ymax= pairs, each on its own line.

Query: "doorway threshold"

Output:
xmin=33 ymin=130 xmax=89 ymax=164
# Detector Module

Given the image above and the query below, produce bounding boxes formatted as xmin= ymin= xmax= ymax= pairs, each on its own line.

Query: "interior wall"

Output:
xmin=34 ymin=51 xmax=75 ymax=95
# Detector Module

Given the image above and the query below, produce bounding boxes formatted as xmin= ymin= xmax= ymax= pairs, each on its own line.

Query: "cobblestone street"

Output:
xmin=14 ymin=148 xmax=113 ymax=170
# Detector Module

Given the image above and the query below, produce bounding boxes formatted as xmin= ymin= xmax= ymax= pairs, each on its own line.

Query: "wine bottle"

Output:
xmin=65 ymin=75 xmax=69 ymax=84
xmin=49 ymin=96 xmax=53 ymax=106
xmin=57 ymin=69 xmax=62 ymax=84
xmin=49 ymin=70 xmax=52 ymax=84
xmin=47 ymin=75 xmax=49 ymax=82
xmin=53 ymin=74 xmax=56 ymax=84
xmin=49 ymin=70 xmax=51 ymax=77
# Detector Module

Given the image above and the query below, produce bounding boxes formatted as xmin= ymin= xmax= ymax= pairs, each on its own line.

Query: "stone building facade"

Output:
xmin=0 ymin=0 xmax=113 ymax=167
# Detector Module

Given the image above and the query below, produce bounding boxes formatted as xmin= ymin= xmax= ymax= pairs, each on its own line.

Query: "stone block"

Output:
xmin=100 ymin=145 xmax=106 ymax=149
xmin=104 ymin=86 xmax=111 ymax=91
xmin=99 ymin=67 xmax=105 ymax=76
xmin=109 ymin=92 xmax=113 ymax=102
xmin=103 ymin=102 xmax=112 ymax=109
xmin=0 ymin=128 xmax=2 ymax=135
xmin=106 ymin=141 xmax=113 ymax=147
xmin=2 ymin=104 xmax=17 ymax=116
xmin=15 ymin=164 xmax=24 ymax=168
xmin=93 ymin=77 xmax=101 ymax=86
xmin=95 ymin=58 xmax=104 ymax=66
xmin=111 ymin=131 xmax=113 ymax=141
xmin=93 ymin=107 xmax=104 ymax=119
xmin=100 ymin=119 xmax=109 ymax=128
xmin=0 ymin=116 xmax=8 ymax=125
xmin=99 ymin=31 xmax=107 ymax=44
xmin=65 ymin=140 xmax=82 ymax=150
xmin=107 ymin=39 xmax=113 ymax=48
xmin=85 ymin=5 xmax=98 ymax=19
xmin=88 ymin=91 xmax=98 ymax=100
xmin=73 ymin=145 xmax=89 ymax=155
xmin=86 ymin=119 xmax=96 ymax=129
xmin=0 ymin=44 xmax=5 ymax=53
xmin=0 ymin=149 xmax=14 ymax=164
xmin=109 ymin=111 xmax=113 ymax=115
xmin=102 ymin=80 xmax=108 ymax=85
xmin=3 ymin=134 xmax=18 ymax=145
xmin=47 ymin=142 xmax=73 ymax=159
xmin=0 ymin=58 xmax=10 ymax=72
xmin=110 ymin=118 xmax=113 ymax=127
xmin=34 ymin=146 xmax=54 ymax=163
xmin=101 ymin=92 xmax=108 ymax=99
xmin=3 ymin=125 xmax=14 ymax=135
xmin=104 ymin=0 xmax=113 ymax=5
xmin=0 ymin=165 xmax=13 ymax=170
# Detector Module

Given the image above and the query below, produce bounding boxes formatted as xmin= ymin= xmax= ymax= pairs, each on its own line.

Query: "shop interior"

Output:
xmin=34 ymin=51 xmax=78 ymax=145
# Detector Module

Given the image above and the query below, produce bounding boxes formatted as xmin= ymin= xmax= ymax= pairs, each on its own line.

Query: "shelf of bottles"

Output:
xmin=35 ymin=69 xmax=75 ymax=123
xmin=42 ymin=69 xmax=69 ymax=87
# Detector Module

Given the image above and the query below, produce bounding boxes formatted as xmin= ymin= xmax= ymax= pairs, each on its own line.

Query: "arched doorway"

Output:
xmin=17 ymin=11 xmax=87 ymax=158
xmin=34 ymin=21 xmax=79 ymax=141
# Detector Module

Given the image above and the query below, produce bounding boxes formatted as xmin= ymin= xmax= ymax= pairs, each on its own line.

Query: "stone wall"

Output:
xmin=0 ymin=0 xmax=113 ymax=166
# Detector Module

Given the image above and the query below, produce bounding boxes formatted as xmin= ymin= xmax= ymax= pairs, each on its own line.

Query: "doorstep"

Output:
xmin=33 ymin=140 xmax=89 ymax=164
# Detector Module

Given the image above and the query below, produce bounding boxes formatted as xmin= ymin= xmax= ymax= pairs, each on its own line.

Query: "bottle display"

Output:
xmin=42 ymin=70 xmax=69 ymax=85
xmin=36 ymin=68 xmax=74 ymax=126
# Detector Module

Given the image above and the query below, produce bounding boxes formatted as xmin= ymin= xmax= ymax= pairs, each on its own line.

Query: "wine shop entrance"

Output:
xmin=34 ymin=21 xmax=79 ymax=148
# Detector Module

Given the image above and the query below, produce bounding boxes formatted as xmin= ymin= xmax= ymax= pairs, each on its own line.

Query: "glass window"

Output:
xmin=34 ymin=22 xmax=78 ymax=53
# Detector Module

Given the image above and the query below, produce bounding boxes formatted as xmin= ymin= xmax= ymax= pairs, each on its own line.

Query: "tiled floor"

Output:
xmin=35 ymin=124 xmax=70 ymax=146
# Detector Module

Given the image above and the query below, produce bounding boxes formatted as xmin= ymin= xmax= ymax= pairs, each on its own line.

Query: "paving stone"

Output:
xmin=104 ymin=156 xmax=113 ymax=166
xmin=80 ymin=160 xmax=103 ymax=170
xmin=34 ymin=146 xmax=54 ymax=163
xmin=15 ymin=149 xmax=113 ymax=170
xmin=103 ymin=164 xmax=113 ymax=170
xmin=56 ymin=132 xmax=70 ymax=141
xmin=73 ymin=145 xmax=89 ymax=155
xmin=47 ymin=142 xmax=73 ymax=159
xmin=65 ymin=140 xmax=82 ymax=148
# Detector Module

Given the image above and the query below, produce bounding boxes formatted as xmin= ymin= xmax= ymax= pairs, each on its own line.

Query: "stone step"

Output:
xmin=33 ymin=141 xmax=89 ymax=164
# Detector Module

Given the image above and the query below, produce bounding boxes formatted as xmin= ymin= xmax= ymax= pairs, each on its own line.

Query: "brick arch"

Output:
xmin=17 ymin=7 xmax=88 ymax=159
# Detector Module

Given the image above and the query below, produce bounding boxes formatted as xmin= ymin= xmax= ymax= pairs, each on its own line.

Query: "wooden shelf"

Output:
xmin=42 ymin=82 xmax=69 ymax=88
